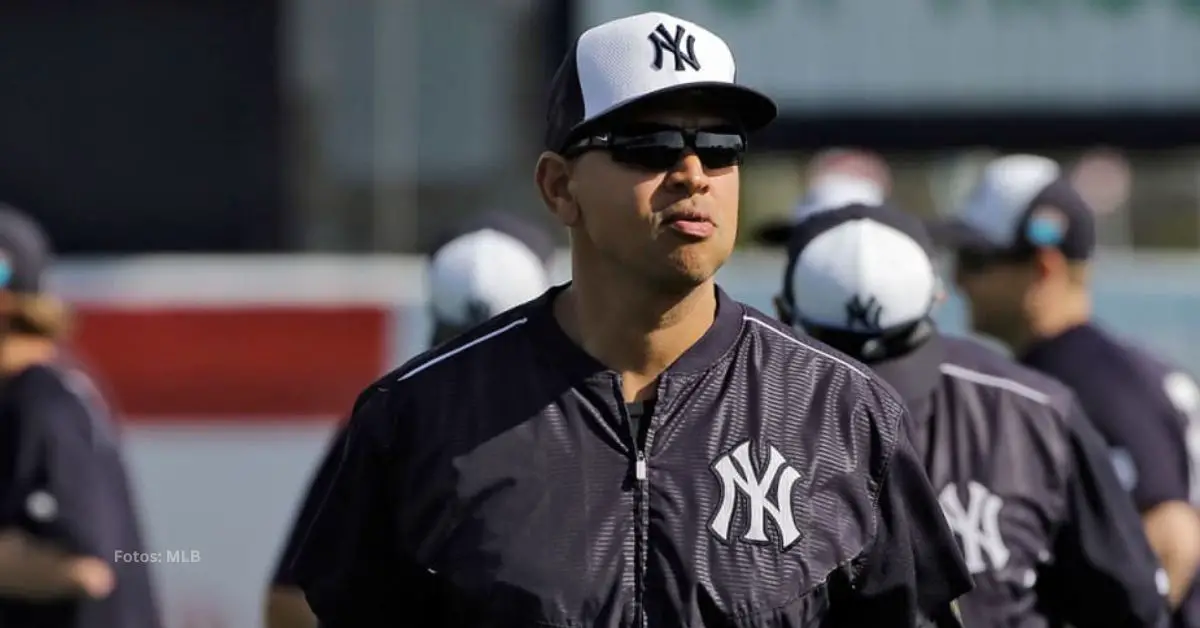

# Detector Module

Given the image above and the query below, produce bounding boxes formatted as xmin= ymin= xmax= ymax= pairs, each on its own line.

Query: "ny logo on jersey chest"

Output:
xmin=648 ymin=23 xmax=701 ymax=72
xmin=709 ymin=440 xmax=803 ymax=551
xmin=938 ymin=481 xmax=1010 ymax=574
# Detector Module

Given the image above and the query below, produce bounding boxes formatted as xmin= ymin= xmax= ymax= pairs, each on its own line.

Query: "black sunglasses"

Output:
xmin=564 ymin=125 xmax=746 ymax=171
xmin=953 ymin=248 xmax=1030 ymax=275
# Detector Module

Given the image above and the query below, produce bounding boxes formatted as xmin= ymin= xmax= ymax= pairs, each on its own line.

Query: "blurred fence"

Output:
xmin=45 ymin=251 xmax=1200 ymax=627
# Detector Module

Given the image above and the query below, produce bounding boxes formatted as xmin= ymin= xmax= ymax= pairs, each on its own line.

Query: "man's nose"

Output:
xmin=665 ymin=152 xmax=711 ymax=195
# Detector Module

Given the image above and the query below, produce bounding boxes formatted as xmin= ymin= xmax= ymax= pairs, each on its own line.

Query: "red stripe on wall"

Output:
xmin=67 ymin=306 xmax=389 ymax=422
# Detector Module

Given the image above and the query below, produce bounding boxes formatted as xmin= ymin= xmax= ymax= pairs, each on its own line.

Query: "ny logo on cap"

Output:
xmin=844 ymin=295 xmax=883 ymax=331
xmin=648 ymin=23 xmax=700 ymax=72
xmin=464 ymin=299 xmax=493 ymax=326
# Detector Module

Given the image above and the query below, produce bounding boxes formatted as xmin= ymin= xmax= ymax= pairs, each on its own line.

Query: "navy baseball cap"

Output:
xmin=544 ymin=12 xmax=777 ymax=153
xmin=927 ymin=154 xmax=1096 ymax=261
xmin=0 ymin=204 xmax=52 ymax=294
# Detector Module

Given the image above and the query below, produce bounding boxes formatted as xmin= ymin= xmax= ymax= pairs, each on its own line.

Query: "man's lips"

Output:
xmin=662 ymin=211 xmax=715 ymax=238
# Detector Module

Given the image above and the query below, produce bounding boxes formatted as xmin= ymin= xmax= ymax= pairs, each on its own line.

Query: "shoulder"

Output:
xmin=739 ymin=304 xmax=879 ymax=386
xmin=394 ymin=303 xmax=534 ymax=386
xmin=738 ymin=304 xmax=910 ymax=459
xmin=940 ymin=337 xmax=1104 ymax=480
xmin=940 ymin=335 xmax=1084 ymax=446
xmin=6 ymin=363 xmax=65 ymax=396
xmin=3 ymin=364 xmax=116 ymax=448
xmin=345 ymin=300 xmax=540 ymax=443
xmin=1047 ymin=328 xmax=1186 ymax=417
xmin=6 ymin=364 xmax=89 ymax=411
xmin=1038 ymin=326 xmax=1156 ymax=392
xmin=941 ymin=335 xmax=1075 ymax=412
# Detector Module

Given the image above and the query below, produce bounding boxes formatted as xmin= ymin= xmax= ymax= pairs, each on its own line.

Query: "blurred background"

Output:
xmin=3 ymin=1 xmax=1200 ymax=625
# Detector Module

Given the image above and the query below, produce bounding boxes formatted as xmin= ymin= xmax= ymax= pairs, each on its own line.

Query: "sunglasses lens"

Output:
xmin=694 ymin=131 xmax=744 ymax=151
xmin=955 ymin=251 xmax=994 ymax=275
xmin=609 ymin=130 xmax=744 ymax=171
xmin=611 ymin=146 xmax=685 ymax=170
xmin=692 ymin=131 xmax=744 ymax=169
xmin=694 ymin=146 xmax=742 ymax=169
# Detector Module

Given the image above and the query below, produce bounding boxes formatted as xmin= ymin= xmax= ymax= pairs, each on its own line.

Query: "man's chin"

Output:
xmin=652 ymin=261 xmax=722 ymax=295
xmin=663 ymin=247 xmax=728 ymax=283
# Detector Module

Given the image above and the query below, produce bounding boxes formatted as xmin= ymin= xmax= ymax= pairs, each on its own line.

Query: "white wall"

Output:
xmin=123 ymin=425 xmax=336 ymax=627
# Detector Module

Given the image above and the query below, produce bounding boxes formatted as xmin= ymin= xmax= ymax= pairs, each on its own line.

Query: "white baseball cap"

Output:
xmin=544 ymin=12 xmax=776 ymax=152
xmin=755 ymin=151 xmax=891 ymax=246
xmin=781 ymin=204 xmax=940 ymax=339
xmin=428 ymin=228 xmax=550 ymax=327
xmin=928 ymin=154 xmax=1096 ymax=260
xmin=755 ymin=175 xmax=888 ymax=246
xmin=793 ymin=174 xmax=887 ymax=223
xmin=780 ymin=203 xmax=952 ymax=401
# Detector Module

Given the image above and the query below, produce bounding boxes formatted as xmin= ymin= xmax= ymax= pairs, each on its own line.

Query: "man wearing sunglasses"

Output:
xmin=263 ymin=211 xmax=553 ymax=628
xmin=778 ymin=201 xmax=1168 ymax=626
xmin=930 ymin=154 xmax=1200 ymax=627
xmin=291 ymin=11 xmax=970 ymax=627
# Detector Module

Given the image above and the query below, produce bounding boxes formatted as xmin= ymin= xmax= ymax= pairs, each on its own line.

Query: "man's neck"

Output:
xmin=0 ymin=335 xmax=57 ymax=375
xmin=556 ymin=268 xmax=717 ymax=402
xmin=1015 ymin=293 xmax=1092 ymax=355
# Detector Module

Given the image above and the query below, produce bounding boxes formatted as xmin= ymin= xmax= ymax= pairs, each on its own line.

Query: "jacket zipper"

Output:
xmin=614 ymin=378 xmax=649 ymax=628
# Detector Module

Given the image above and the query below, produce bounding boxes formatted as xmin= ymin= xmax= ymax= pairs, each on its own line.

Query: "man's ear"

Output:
xmin=1032 ymin=247 xmax=1069 ymax=282
xmin=933 ymin=276 xmax=948 ymax=305
xmin=534 ymin=152 xmax=580 ymax=227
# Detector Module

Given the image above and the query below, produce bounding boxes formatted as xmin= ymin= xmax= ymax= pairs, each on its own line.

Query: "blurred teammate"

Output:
xmin=263 ymin=211 xmax=554 ymax=628
xmin=0 ymin=206 xmax=160 ymax=627
xmin=932 ymin=154 xmax=1200 ymax=625
xmin=776 ymin=201 xmax=1168 ymax=626
xmin=291 ymin=12 xmax=969 ymax=626
xmin=424 ymin=211 xmax=556 ymax=346
xmin=754 ymin=148 xmax=890 ymax=245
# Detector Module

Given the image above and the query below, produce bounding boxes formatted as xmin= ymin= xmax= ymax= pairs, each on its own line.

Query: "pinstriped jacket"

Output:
xmin=292 ymin=285 xmax=972 ymax=627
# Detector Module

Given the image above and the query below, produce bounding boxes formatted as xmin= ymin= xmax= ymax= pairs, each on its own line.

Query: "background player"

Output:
xmin=0 ymin=205 xmax=160 ymax=627
xmin=932 ymin=154 xmax=1200 ymax=625
xmin=263 ymin=211 xmax=554 ymax=628
xmin=776 ymin=200 xmax=1168 ymax=626
xmin=754 ymin=147 xmax=890 ymax=246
